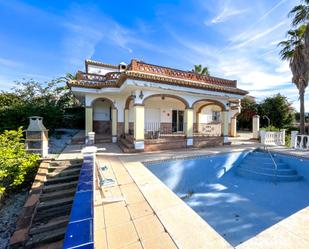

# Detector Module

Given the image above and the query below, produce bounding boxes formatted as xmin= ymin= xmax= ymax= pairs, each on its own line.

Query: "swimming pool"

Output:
xmin=147 ymin=150 xmax=309 ymax=246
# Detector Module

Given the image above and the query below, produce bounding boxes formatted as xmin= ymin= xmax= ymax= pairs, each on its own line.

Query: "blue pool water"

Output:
xmin=147 ymin=151 xmax=309 ymax=246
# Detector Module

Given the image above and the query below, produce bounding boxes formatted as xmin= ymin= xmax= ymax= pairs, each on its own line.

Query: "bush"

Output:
xmin=260 ymin=125 xmax=280 ymax=132
xmin=0 ymin=128 xmax=39 ymax=194
xmin=0 ymin=79 xmax=84 ymax=132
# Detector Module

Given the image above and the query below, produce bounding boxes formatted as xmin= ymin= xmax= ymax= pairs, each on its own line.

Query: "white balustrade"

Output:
xmin=295 ymin=134 xmax=309 ymax=150
xmin=290 ymin=131 xmax=309 ymax=150
xmin=260 ymin=130 xmax=285 ymax=146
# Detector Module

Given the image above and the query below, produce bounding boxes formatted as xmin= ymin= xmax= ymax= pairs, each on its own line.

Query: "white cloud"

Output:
xmin=231 ymin=21 xmax=287 ymax=49
xmin=210 ymin=6 xmax=250 ymax=24
xmin=0 ymin=57 xmax=22 ymax=68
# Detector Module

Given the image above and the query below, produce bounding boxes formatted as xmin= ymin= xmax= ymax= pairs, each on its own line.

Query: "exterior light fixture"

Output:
xmin=131 ymin=91 xmax=136 ymax=99
xmin=139 ymin=90 xmax=144 ymax=99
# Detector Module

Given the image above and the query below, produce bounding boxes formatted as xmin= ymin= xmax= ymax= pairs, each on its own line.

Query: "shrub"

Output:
xmin=0 ymin=128 xmax=39 ymax=194
xmin=260 ymin=125 xmax=280 ymax=132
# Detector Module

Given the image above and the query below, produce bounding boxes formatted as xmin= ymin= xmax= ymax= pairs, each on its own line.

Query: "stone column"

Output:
xmin=252 ymin=115 xmax=260 ymax=139
xmin=291 ymin=130 xmax=298 ymax=148
xmin=85 ymin=106 xmax=93 ymax=136
xmin=230 ymin=117 xmax=237 ymax=137
xmin=124 ymin=109 xmax=129 ymax=134
xmin=222 ymin=111 xmax=229 ymax=144
xmin=185 ymin=108 xmax=194 ymax=146
xmin=111 ymin=108 xmax=117 ymax=143
xmin=133 ymin=104 xmax=145 ymax=150
xmin=196 ymin=112 xmax=201 ymax=133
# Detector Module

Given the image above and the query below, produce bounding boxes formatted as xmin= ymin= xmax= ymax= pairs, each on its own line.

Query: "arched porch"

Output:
xmin=192 ymin=100 xmax=228 ymax=138
xmin=85 ymin=97 xmax=118 ymax=142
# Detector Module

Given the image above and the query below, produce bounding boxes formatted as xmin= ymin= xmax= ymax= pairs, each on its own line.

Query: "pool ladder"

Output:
xmin=264 ymin=146 xmax=278 ymax=184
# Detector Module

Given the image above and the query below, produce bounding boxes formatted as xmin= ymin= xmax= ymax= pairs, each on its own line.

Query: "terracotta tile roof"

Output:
xmin=69 ymin=59 xmax=248 ymax=96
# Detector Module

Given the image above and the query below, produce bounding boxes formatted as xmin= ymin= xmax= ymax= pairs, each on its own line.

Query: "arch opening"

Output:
xmin=92 ymin=98 xmax=114 ymax=135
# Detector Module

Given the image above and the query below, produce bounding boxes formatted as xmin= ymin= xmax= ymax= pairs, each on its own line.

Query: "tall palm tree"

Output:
xmin=192 ymin=64 xmax=209 ymax=76
xmin=287 ymin=1 xmax=309 ymax=134
xmin=279 ymin=25 xmax=308 ymax=134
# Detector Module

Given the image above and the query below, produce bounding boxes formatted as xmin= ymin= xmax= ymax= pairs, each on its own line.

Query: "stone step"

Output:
xmin=238 ymin=165 xmax=297 ymax=176
xmin=34 ymin=204 xmax=72 ymax=223
xmin=237 ymin=167 xmax=302 ymax=182
xmin=240 ymin=160 xmax=289 ymax=169
xmin=44 ymin=174 xmax=79 ymax=185
xmin=95 ymin=138 xmax=112 ymax=143
xmin=48 ymin=163 xmax=82 ymax=173
xmin=245 ymin=154 xmax=281 ymax=161
xmin=49 ymin=160 xmax=82 ymax=167
xmin=25 ymin=227 xmax=66 ymax=249
xmin=47 ymin=168 xmax=81 ymax=178
xmin=30 ymin=215 xmax=69 ymax=235
xmin=42 ymin=181 xmax=78 ymax=193
xmin=37 ymin=196 xmax=74 ymax=211
xmin=40 ymin=188 xmax=76 ymax=202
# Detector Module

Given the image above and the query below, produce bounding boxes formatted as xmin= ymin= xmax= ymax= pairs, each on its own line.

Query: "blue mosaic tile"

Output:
xmin=73 ymin=191 xmax=93 ymax=205
xmin=73 ymin=243 xmax=94 ymax=249
xmin=82 ymin=162 xmax=93 ymax=169
xmin=79 ymin=173 xmax=92 ymax=183
xmin=63 ymin=219 xmax=93 ymax=249
xmin=70 ymin=200 xmax=93 ymax=222
xmin=70 ymin=192 xmax=93 ymax=222
xmin=80 ymin=168 xmax=93 ymax=177
xmin=77 ymin=181 xmax=93 ymax=192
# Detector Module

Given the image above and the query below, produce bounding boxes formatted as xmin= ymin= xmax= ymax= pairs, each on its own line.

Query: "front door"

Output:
xmin=172 ymin=110 xmax=184 ymax=132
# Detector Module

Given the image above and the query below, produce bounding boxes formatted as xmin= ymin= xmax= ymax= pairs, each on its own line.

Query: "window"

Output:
xmin=212 ymin=111 xmax=220 ymax=122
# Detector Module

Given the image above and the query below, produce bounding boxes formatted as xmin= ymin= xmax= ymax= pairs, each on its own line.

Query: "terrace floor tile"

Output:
xmin=94 ymin=228 xmax=107 ymax=249
xmin=141 ymin=232 xmax=178 ymax=249
xmin=127 ymin=201 xmax=153 ymax=220
xmin=133 ymin=214 xmax=165 ymax=241
xmin=120 ymin=183 xmax=145 ymax=204
xmin=106 ymin=222 xmax=139 ymax=249
xmin=104 ymin=201 xmax=131 ymax=228
xmin=94 ymin=205 xmax=105 ymax=230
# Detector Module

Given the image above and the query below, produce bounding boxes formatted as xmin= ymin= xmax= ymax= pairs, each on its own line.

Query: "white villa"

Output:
xmin=68 ymin=59 xmax=248 ymax=151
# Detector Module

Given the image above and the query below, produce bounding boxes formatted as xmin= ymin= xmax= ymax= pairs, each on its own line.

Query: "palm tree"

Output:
xmin=279 ymin=25 xmax=308 ymax=134
xmin=192 ymin=64 xmax=209 ymax=76
xmin=286 ymin=1 xmax=309 ymax=134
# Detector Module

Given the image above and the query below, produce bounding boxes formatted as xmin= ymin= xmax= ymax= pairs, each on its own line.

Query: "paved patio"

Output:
xmin=55 ymin=134 xmax=309 ymax=248
xmin=94 ymin=156 xmax=178 ymax=249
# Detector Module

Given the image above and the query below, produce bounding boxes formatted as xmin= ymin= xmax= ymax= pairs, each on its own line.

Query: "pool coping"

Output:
xmin=120 ymin=146 xmax=309 ymax=249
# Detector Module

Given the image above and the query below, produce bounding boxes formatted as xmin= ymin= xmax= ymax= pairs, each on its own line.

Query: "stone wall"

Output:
xmin=93 ymin=121 xmax=111 ymax=134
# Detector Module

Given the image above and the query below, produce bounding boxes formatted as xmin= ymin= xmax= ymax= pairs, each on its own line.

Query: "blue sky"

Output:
xmin=0 ymin=0 xmax=308 ymax=111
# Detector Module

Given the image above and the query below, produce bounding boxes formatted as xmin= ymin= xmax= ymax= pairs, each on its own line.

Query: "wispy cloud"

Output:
xmin=231 ymin=21 xmax=287 ymax=49
xmin=61 ymin=6 xmax=162 ymax=67
xmin=210 ymin=6 xmax=250 ymax=24
xmin=0 ymin=57 xmax=22 ymax=68
xmin=230 ymin=0 xmax=288 ymax=43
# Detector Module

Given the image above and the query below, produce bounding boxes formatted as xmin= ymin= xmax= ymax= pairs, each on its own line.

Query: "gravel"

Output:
xmin=48 ymin=128 xmax=80 ymax=156
xmin=0 ymin=191 xmax=28 ymax=249
xmin=0 ymin=129 xmax=80 ymax=248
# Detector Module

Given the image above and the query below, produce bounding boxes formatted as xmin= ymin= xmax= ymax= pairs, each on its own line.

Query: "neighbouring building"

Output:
xmin=68 ymin=59 xmax=248 ymax=151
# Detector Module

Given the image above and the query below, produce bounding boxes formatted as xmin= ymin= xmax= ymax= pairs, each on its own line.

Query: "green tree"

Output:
xmin=259 ymin=94 xmax=295 ymax=129
xmin=192 ymin=64 xmax=209 ymax=76
xmin=279 ymin=0 xmax=309 ymax=134
xmin=0 ymin=76 xmax=84 ymax=132
xmin=237 ymin=97 xmax=259 ymax=130
xmin=0 ymin=128 xmax=39 ymax=194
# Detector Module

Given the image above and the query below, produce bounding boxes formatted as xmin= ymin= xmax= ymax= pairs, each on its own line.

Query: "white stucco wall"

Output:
xmin=200 ymin=105 xmax=222 ymax=123
xmin=87 ymin=65 xmax=118 ymax=75
xmin=93 ymin=100 xmax=111 ymax=121
xmin=80 ymin=79 xmax=242 ymax=125
xmin=128 ymin=97 xmax=185 ymax=123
